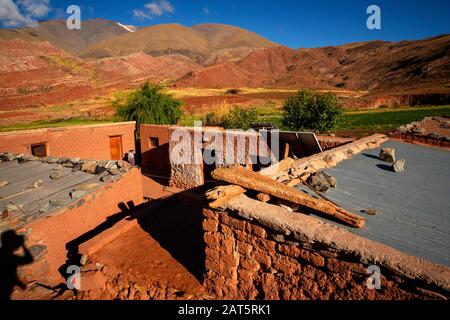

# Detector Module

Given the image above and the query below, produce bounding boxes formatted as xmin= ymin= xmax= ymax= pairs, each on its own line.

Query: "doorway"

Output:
xmin=109 ymin=135 xmax=123 ymax=160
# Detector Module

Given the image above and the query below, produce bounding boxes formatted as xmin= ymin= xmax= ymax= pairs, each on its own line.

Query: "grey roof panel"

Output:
xmin=295 ymin=140 xmax=450 ymax=267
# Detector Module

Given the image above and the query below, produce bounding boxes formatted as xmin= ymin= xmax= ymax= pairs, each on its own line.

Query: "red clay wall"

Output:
xmin=18 ymin=168 xmax=143 ymax=285
xmin=202 ymin=208 xmax=449 ymax=300
xmin=316 ymin=136 xmax=354 ymax=151
xmin=139 ymin=124 xmax=171 ymax=176
xmin=390 ymin=132 xmax=450 ymax=149
xmin=0 ymin=122 xmax=136 ymax=160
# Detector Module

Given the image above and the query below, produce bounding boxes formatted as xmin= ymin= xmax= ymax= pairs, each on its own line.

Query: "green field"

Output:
xmin=2 ymin=105 xmax=449 ymax=137
xmin=257 ymin=105 xmax=450 ymax=134
xmin=0 ymin=117 xmax=114 ymax=132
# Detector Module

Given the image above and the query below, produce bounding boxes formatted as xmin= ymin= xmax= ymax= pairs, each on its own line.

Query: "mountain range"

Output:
xmin=0 ymin=18 xmax=449 ymax=110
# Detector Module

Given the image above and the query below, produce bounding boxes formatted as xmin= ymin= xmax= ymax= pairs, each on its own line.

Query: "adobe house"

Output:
xmin=0 ymin=153 xmax=144 ymax=295
xmin=140 ymin=124 xmax=353 ymax=189
xmin=0 ymin=122 xmax=136 ymax=161
xmin=202 ymin=134 xmax=450 ymax=299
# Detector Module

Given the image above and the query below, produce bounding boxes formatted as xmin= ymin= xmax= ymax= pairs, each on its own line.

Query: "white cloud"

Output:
xmin=0 ymin=0 xmax=51 ymax=27
xmin=17 ymin=0 xmax=51 ymax=18
xmin=0 ymin=0 xmax=34 ymax=27
xmin=202 ymin=7 xmax=210 ymax=15
xmin=134 ymin=0 xmax=174 ymax=20
xmin=133 ymin=9 xmax=151 ymax=20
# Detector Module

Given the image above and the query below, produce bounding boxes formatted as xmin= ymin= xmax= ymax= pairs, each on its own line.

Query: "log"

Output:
xmin=259 ymin=157 xmax=295 ymax=177
xmin=206 ymin=185 xmax=246 ymax=209
xmin=212 ymin=166 xmax=365 ymax=228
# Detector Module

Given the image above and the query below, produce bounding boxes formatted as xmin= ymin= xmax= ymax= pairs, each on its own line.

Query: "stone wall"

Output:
xmin=0 ymin=122 xmax=136 ymax=160
xmin=169 ymin=127 xmax=272 ymax=190
xmin=202 ymin=196 xmax=450 ymax=300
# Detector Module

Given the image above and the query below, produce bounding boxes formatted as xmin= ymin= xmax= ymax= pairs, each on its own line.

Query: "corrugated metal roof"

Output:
xmin=0 ymin=157 xmax=125 ymax=233
xmin=295 ymin=140 xmax=450 ymax=267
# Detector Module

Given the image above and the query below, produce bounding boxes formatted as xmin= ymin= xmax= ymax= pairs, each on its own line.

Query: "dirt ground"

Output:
xmin=76 ymin=176 xmax=208 ymax=300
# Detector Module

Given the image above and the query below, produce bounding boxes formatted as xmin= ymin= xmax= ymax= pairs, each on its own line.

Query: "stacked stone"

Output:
xmin=202 ymin=208 xmax=449 ymax=300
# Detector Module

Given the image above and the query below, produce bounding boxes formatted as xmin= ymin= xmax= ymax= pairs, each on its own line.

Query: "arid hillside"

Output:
xmin=175 ymin=34 xmax=450 ymax=94
xmin=0 ymin=39 xmax=201 ymax=110
xmin=80 ymin=23 xmax=278 ymax=63
xmin=0 ymin=19 xmax=135 ymax=55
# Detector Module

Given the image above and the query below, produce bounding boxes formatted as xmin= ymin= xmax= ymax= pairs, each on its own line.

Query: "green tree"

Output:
xmin=116 ymin=82 xmax=182 ymax=133
xmin=282 ymin=89 xmax=343 ymax=132
xmin=203 ymin=107 xmax=258 ymax=130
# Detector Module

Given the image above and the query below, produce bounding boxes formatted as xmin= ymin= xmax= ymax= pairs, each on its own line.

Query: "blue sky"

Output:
xmin=2 ymin=0 xmax=449 ymax=48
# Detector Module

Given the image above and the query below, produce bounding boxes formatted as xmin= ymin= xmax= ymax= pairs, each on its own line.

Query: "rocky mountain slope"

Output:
xmin=175 ymin=34 xmax=450 ymax=94
xmin=80 ymin=23 xmax=277 ymax=63
xmin=0 ymin=19 xmax=136 ymax=55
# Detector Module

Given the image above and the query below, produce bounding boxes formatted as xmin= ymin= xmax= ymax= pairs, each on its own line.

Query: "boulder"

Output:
xmin=429 ymin=132 xmax=442 ymax=139
xmin=29 ymin=179 xmax=43 ymax=188
xmin=322 ymin=172 xmax=337 ymax=187
xmin=107 ymin=165 xmax=120 ymax=175
xmin=362 ymin=209 xmax=378 ymax=215
xmin=379 ymin=148 xmax=396 ymax=163
xmin=412 ymin=127 xmax=425 ymax=135
xmin=50 ymin=171 xmax=63 ymax=180
xmin=392 ymin=159 xmax=405 ymax=173
xmin=81 ymin=161 xmax=97 ymax=174
xmin=307 ymin=172 xmax=331 ymax=192
xmin=0 ymin=181 xmax=9 ymax=188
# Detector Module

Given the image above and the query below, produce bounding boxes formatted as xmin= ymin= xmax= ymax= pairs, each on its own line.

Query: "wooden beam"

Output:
xmin=212 ymin=166 xmax=365 ymax=228
xmin=206 ymin=185 xmax=246 ymax=209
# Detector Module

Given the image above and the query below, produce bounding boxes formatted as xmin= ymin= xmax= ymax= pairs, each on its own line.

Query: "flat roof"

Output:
xmin=0 ymin=121 xmax=136 ymax=136
xmin=0 ymin=155 xmax=130 ymax=233
xmin=296 ymin=140 xmax=450 ymax=267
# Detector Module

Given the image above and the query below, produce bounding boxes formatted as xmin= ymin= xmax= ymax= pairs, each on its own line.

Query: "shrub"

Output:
xmin=282 ymin=89 xmax=343 ymax=132
xmin=203 ymin=106 xmax=258 ymax=130
xmin=116 ymin=82 xmax=182 ymax=133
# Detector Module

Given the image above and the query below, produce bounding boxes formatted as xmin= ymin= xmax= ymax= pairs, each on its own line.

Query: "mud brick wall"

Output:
xmin=202 ymin=207 xmax=450 ymax=300
xmin=16 ymin=168 xmax=144 ymax=286
xmin=0 ymin=122 xmax=136 ymax=160
xmin=316 ymin=136 xmax=354 ymax=151
xmin=169 ymin=127 xmax=272 ymax=190
xmin=140 ymin=124 xmax=171 ymax=176
xmin=390 ymin=132 xmax=450 ymax=149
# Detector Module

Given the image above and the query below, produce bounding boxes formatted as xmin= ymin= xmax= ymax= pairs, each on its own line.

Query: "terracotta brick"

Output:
xmin=253 ymin=249 xmax=272 ymax=268
xmin=235 ymin=230 xmax=252 ymax=243
xmin=309 ymin=252 xmax=325 ymax=268
xmin=228 ymin=217 xmax=247 ymax=231
xmin=221 ymin=251 xmax=240 ymax=268
xmin=237 ymin=242 xmax=253 ymax=256
xmin=238 ymin=269 xmax=254 ymax=283
xmin=272 ymin=257 xmax=297 ymax=274
xmin=240 ymin=257 xmax=260 ymax=272
xmin=205 ymin=247 xmax=220 ymax=261
xmin=254 ymin=238 xmax=276 ymax=255
xmin=204 ymin=232 xmax=219 ymax=248
xmin=247 ymin=223 xmax=267 ymax=238
xmin=327 ymin=257 xmax=348 ymax=273
xmin=222 ymin=238 xmax=235 ymax=254
xmin=277 ymin=243 xmax=301 ymax=258
xmin=202 ymin=219 xmax=218 ymax=232
xmin=220 ymin=224 xmax=233 ymax=237
xmin=203 ymin=209 xmax=219 ymax=220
